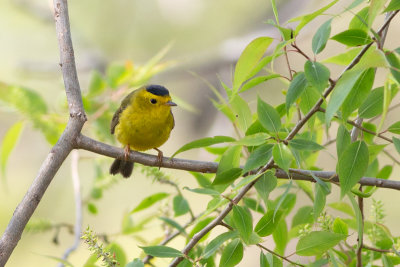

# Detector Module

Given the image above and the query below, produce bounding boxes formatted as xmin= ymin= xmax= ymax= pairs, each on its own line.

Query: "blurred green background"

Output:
xmin=1 ymin=0 xmax=400 ymax=266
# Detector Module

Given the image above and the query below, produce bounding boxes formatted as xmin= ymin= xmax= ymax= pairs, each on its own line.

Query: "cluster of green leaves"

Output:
xmin=134 ymin=0 xmax=400 ymax=266
xmin=3 ymin=0 xmax=400 ymax=266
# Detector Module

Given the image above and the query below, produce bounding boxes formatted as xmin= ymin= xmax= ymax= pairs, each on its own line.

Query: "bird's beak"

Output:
xmin=165 ymin=100 xmax=177 ymax=106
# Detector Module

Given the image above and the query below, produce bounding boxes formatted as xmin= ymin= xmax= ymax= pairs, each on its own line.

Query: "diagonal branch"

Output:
xmin=0 ymin=0 xmax=86 ymax=265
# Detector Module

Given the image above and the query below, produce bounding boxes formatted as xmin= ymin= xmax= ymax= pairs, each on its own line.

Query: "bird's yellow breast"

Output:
xmin=114 ymin=92 xmax=174 ymax=151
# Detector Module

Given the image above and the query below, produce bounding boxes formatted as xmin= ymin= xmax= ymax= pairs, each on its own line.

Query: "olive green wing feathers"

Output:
xmin=110 ymin=90 xmax=136 ymax=134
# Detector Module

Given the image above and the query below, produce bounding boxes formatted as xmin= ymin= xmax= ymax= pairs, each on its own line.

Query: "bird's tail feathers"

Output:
xmin=110 ymin=159 xmax=134 ymax=178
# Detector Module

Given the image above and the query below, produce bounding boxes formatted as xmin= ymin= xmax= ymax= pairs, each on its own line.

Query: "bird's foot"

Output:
xmin=154 ymin=148 xmax=163 ymax=169
xmin=124 ymin=145 xmax=131 ymax=161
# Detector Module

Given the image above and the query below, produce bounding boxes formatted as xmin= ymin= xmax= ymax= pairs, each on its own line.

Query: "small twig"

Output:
xmin=368 ymin=102 xmax=400 ymax=123
xmin=291 ymin=43 xmax=311 ymax=61
xmin=58 ymin=150 xmax=83 ymax=267
xmin=383 ymin=149 xmax=400 ymax=165
xmin=283 ymin=45 xmax=293 ymax=80
xmin=218 ymin=219 xmax=304 ymax=267
xmin=142 ymin=215 xmax=199 ymax=265
xmin=317 ymin=107 xmax=392 ymax=143
xmin=257 ymin=243 xmax=305 ymax=267
xmin=362 ymin=244 xmax=392 ymax=253
xmin=356 ymin=186 xmax=364 ymax=267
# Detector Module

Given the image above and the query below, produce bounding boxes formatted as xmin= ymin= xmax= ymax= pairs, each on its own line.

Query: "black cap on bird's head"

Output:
xmin=146 ymin=85 xmax=170 ymax=96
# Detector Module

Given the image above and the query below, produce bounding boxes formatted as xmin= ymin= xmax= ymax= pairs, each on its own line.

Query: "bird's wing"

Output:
xmin=110 ymin=90 xmax=136 ymax=134
xmin=170 ymin=111 xmax=175 ymax=129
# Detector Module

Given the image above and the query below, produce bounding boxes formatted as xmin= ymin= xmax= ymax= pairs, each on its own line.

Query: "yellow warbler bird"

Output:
xmin=110 ymin=85 xmax=177 ymax=178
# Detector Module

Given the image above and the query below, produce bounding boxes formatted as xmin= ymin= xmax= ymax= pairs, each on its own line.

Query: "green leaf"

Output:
xmin=338 ymin=141 xmax=369 ymax=198
xmin=377 ymin=165 xmax=392 ymax=179
xmin=336 ymin=124 xmax=351 ymax=158
xmin=286 ymin=72 xmax=308 ymax=112
xmin=388 ymin=121 xmax=400 ymax=134
xmin=87 ymin=203 xmax=98 ymax=214
xmin=290 ymin=0 xmax=338 ymax=34
xmin=232 ymin=206 xmax=253 ymax=244
xmin=273 ymin=220 xmax=288 ymax=255
xmin=323 ymin=47 xmax=362 ymax=65
xmin=107 ymin=243 xmax=127 ymax=266
xmin=126 ymin=258 xmax=144 ymax=267
xmin=288 ymin=138 xmax=324 ymax=151
xmin=190 ymin=172 xmax=213 ymax=188
xmin=202 ymin=231 xmax=239 ymax=259
xmin=255 ymin=210 xmax=284 ymax=237
xmin=230 ymin=94 xmax=252 ymax=132
xmin=257 ymin=97 xmax=281 ymax=133
xmin=159 ymin=217 xmax=186 ymax=234
xmin=393 ymin=137 xmax=400 ymax=155
xmin=331 ymin=29 xmax=372 ymax=46
xmin=312 ymin=19 xmax=332 ymax=54
xmin=260 ymin=252 xmax=283 ymax=267
xmin=172 ymin=136 xmax=235 ymax=157
xmin=292 ymin=206 xmax=314 ymax=228
xmin=219 ymin=239 xmax=244 ymax=267
xmin=326 ymin=69 xmax=364 ymax=125
xmin=349 ymin=7 xmax=369 ymax=32
xmin=217 ymin=145 xmax=242 ymax=173
xmin=385 ymin=0 xmax=400 ymax=12
xmin=233 ymin=37 xmax=274 ymax=92
xmin=240 ymin=74 xmax=281 ymax=93
xmin=385 ymin=51 xmax=400 ymax=85
xmin=212 ymin=168 xmax=242 ymax=185
xmin=140 ymin=245 xmax=183 ymax=258
xmin=0 ymin=121 xmax=24 ymax=177
xmin=348 ymin=193 xmax=363 ymax=248
xmin=270 ymin=0 xmax=279 ymax=24
xmin=254 ymin=172 xmax=277 ymax=204
xmin=341 ymin=68 xmax=375 ymax=120
xmin=188 ymin=217 xmax=215 ymax=241
xmin=267 ymin=20 xmax=292 ymax=41
xmin=130 ymin=192 xmax=169 ymax=213
xmin=296 ymin=231 xmax=347 ymax=256
xmin=183 ymin=187 xmax=220 ymax=196
xmin=313 ymin=183 xmax=327 ymax=220
xmin=173 ymin=195 xmax=190 ymax=217
xmin=273 ymin=183 xmax=295 ymax=217
xmin=304 ymin=61 xmax=330 ymax=93
xmin=0 ymin=84 xmax=65 ymax=145
xmin=359 ymin=86 xmax=384 ymax=118
xmin=333 ymin=217 xmax=349 ymax=235
xmin=243 ymin=144 xmax=273 ymax=174
xmin=243 ymin=197 xmax=265 ymax=214
xmin=234 ymin=133 xmax=269 ymax=146
xmin=272 ymin=143 xmax=293 ymax=173
xmin=299 ymin=86 xmax=320 ymax=127
xmin=87 ymin=70 xmax=106 ymax=97
xmin=368 ymin=0 xmax=387 ymax=28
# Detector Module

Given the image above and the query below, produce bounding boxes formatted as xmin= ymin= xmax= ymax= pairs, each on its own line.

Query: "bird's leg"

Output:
xmin=124 ymin=144 xmax=131 ymax=161
xmin=154 ymin=148 xmax=163 ymax=169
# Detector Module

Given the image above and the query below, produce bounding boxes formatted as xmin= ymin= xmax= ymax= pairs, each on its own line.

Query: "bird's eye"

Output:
xmin=150 ymin=98 xmax=157 ymax=104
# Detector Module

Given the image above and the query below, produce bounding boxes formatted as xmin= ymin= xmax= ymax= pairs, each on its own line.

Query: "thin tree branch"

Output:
xmin=256 ymin=244 xmax=304 ymax=267
xmin=0 ymin=0 xmax=86 ymax=265
xmin=362 ymin=244 xmax=392 ymax=253
xmin=58 ymin=150 xmax=83 ymax=267
xmin=318 ymin=107 xmax=393 ymax=143
xmin=142 ymin=215 xmax=199 ymax=265
xmin=75 ymin=134 xmax=400 ymax=190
